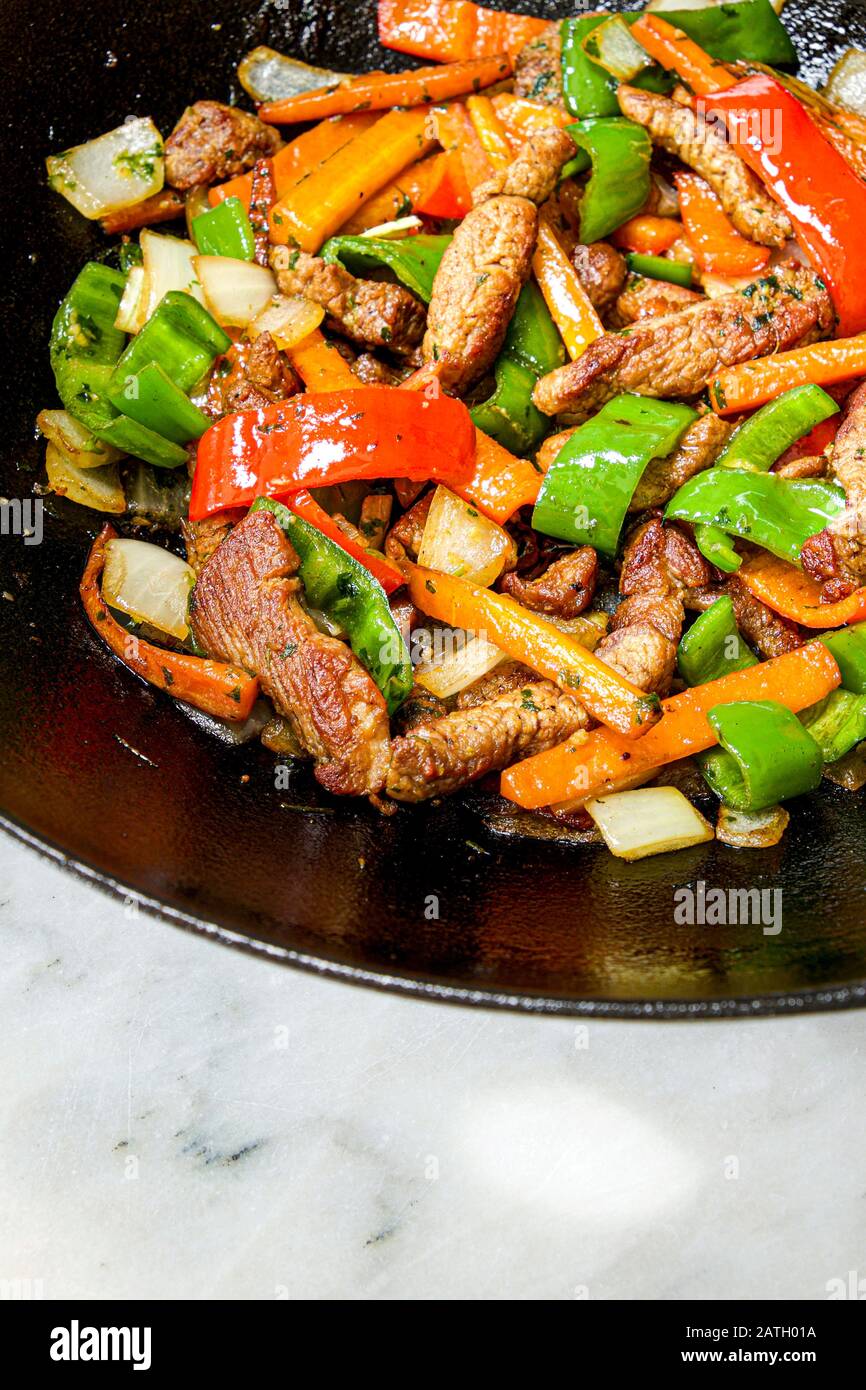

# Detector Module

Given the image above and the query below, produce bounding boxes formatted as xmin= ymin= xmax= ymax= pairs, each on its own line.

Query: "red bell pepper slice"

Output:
xmin=189 ymin=388 xmax=476 ymax=522
xmin=707 ymin=74 xmax=866 ymax=336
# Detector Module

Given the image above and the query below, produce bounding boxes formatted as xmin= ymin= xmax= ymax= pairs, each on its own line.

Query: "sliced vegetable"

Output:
xmin=210 ymin=112 xmax=379 ymax=211
xmin=81 ymin=525 xmax=259 ymax=721
xmin=248 ymin=295 xmax=325 ymax=350
xmin=799 ymin=689 xmax=866 ymax=765
xmin=45 ymin=443 xmax=125 ymax=514
xmin=407 ymin=564 xmax=661 ymax=738
xmin=413 ymin=630 xmax=507 ymax=699
xmin=320 ymin=233 xmax=451 ymax=302
xmin=699 ymin=700 xmax=823 ymax=810
xmin=251 ymin=498 xmax=412 ymax=714
xmin=824 ymin=49 xmax=866 ymax=118
xmin=192 ymin=196 xmax=255 ymax=261
xmin=716 ymin=803 xmax=790 ymax=849
xmin=412 ymin=149 xmax=473 ymax=218
xmin=819 ymin=624 xmax=866 ymax=693
xmin=678 ymin=596 xmax=757 ymax=687
xmin=237 ymin=46 xmax=349 ymax=103
xmin=822 ymin=742 xmax=866 ymax=790
xmin=102 ymin=537 xmax=196 ymax=640
xmin=674 ymin=171 xmax=770 ymax=276
xmin=583 ymin=16 xmax=654 ymax=84
xmin=532 ymin=219 xmax=603 ymax=360
xmin=737 ymin=551 xmax=866 ymax=629
xmin=456 ymin=427 xmax=550 ymax=524
xmin=640 ymin=2 xmax=795 ymax=67
xmin=629 ymin=13 xmax=737 ymax=97
xmin=566 ymin=118 xmax=652 ymax=244
xmin=466 ymin=93 xmax=513 ymax=169
xmin=111 ymin=290 xmax=231 ymax=397
xmin=417 ymin=484 xmax=514 ymax=587
xmin=665 ymin=468 xmax=846 ymax=566
xmin=611 ymin=215 xmax=683 ymax=254
xmin=561 ymin=15 xmax=673 ymax=120
xmin=286 ymin=489 xmax=404 ymax=596
xmin=114 ymin=266 xmax=150 ymax=335
xmin=269 ymin=109 xmax=434 ymax=253
xmin=108 ymin=361 xmax=210 ymax=445
xmin=139 ymin=228 xmax=205 ymax=314
xmin=716 ymin=385 xmax=839 ymax=473
xmin=100 ymin=187 xmax=185 ymax=236
xmin=585 ymin=786 xmax=713 ymax=860
xmin=193 ymin=255 xmax=276 ymax=327
xmin=287 ymin=329 xmax=359 ymax=391
xmin=694 ymin=523 xmax=742 ymax=574
xmin=258 ymin=55 xmax=512 ymax=124
xmin=377 ymin=0 xmax=548 ymax=62
xmin=709 ymin=335 xmax=866 ymax=416
xmin=37 ymin=408 xmax=122 ymax=471
xmin=470 ymin=279 xmax=566 ymax=455
xmin=501 ymin=639 xmax=841 ymax=809
xmin=492 ymin=93 xmax=574 ymax=137
xmin=46 ymin=116 xmax=164 ymax=220
xmin=534 ymin=394 xmax=697 ymax=557
xmin=625 ymin=252 xmax=693 ymax=287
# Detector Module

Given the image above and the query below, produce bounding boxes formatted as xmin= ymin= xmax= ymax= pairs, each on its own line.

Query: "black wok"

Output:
xmin=2 ymin=0 xmax=866 ymax=1017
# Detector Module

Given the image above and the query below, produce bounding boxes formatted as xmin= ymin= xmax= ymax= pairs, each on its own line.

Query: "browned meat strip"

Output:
xmin=631 ymin=413 xmax=733 ymax=511
xmin=386 ymin=680 xmax=588 ymax=801
xmin=802 ymin=381 xmax=866 ymax=594
xmin=206 ymin=332 xmax=299 ymax=417
xmin=385 ymin=490 xmax=433 ymax=568
xmin=689 ymin=576 xmax=803 ymax=659
xmin=270 ymin=247 xmax=425 ymax=356
xmin=352 ymin=353 xmax=407 ymax=386
xmin=473 ymin=129 xmax=576 ymax=207
xmin=500 ymin=547 xmax=597 ymax=618
xmin=183 ymin=510 xmax=244 ymax=576
xmin=595 ymin=517 xmax=714 ymax=694
xmin=572 ymin=242 xmax=628 ymax=317
xmin=190 ymin=511 xmax=390 ymax=796
xmin=455 ymin=659 xmax=536 ymax=709
xmin=533 ymin=265 xmax=834 ymax=422
xmin=614 ymin=274 xmax=704 ymax=325
xmin=617 ymin=85 xmax=792 ymax=248
xmin=514 ymin=23 xmax=563 ymax=106
xmin=423 ymin=196 xmax=536 ymax=392
xmin=165 ymin=101 xmax=281 ymax=189
xmin=773 ymin=453 xmax=828 ymax=480
xmin=393 ymin=684 xmax=449 ymax=735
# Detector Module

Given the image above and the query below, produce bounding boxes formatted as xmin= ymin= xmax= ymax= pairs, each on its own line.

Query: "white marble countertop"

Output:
xmin=2 ymin=831 xmax=865 ymax=1301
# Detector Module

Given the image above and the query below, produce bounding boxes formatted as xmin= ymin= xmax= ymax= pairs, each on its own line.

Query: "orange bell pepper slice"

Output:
xmin=737 ymin=551 xmax=866 ymax=629
xmin=630 ymin=14 xmax=737 ymax=97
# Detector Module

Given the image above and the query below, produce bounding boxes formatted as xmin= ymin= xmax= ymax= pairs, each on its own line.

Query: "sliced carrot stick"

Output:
xmin=80 ymin=525 xmax=259 ymax=722
xmin=287 ymin=329 xmax=359 ymax=391
xmin=208 ymin=112 xmax=379 ymax=210
xmin=610 ymin=214 xmax=684 ymax=255
xmin=491 ymin=92 xmax=572 ymax=136
xmin=501 ymin=640 xmax=841 ymax=809
xmin=407 ymin=563 xmax=660 ymax=738
xmin=100 ymin=188 xmax=185 ymax=235
xmin=258 ymin=55 xmax=512 ymax=125
xmin=737 ymin=552 xmax=866 ymax=629
xmin=270 ymin=109 xmax=435 ymax=252
xmin=466 ymin=93 xmax=512 ymax=170
xmin=630 ymin=14 xmax=737 ymax=98
xmin=709 ymin=336 xmax=866 ymax=415
xmin=532 ymin=219 xmax=603 ymax=360
xmin=377 ymin=0 xmax=548 ymax=63
xmin=288 ymin=490 xmax=404 ymax=595
xmin=674 ymin=171 xmax=771 ymax=276
xmin=337 ymin=156 xmax=440 ymax=233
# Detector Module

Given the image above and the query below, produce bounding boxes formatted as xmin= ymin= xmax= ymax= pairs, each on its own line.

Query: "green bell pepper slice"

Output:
xmin=626 ymin=254 xmax=693 ymax=288
xmin=251 ymin=498 xmax=412 ymax=715
xmin=108 ymin=361 xmax=211 ymax=445
xmin=799 ymin=689 xmax=866 ymax=765
xmin=533 ymin=394 xmax=697 ymax=557
xmin=561 ymin=15 xmax=674 ymax=119
xmin=111 ymin=291 xmax=231 ymax=397
xmin=694 ymin=523 xmax=743 ymax=574
xmin=665 ymin=468 xmax=846 ymax=566
xmin=819 ymin=623 xmax=866 ymax=695
xmin=715 ymin=385 xmax=839 ymax=473
xmin=661 ymin=1 xmax=796 ymax=68
xmin=50 ymin=262 xmax=126 ymax=381
xmin=566 ymin=119 xmax=652 ymax=244
xmin=319 ymin=234 xmax=451 ymax=303
xmin=192 ymin=196 xmax=255 ymax=261
xmin=700 ymin=699 xmax=824 ymax=811
xmin=471 ymin=280 xmax=566 ymax=455
xmin=677 ymin=596 xmax=757 ymax=687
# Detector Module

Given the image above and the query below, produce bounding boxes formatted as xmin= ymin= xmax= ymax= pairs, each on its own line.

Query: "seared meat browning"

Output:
xmin=393 ymin=684 xmax=450 ymax=734
xmin=386 ymin=680 xmax=588 ymax=801
xmin=690 ymin=575 xmax=803 ymax=659
xmin=190 ymin=511 xmax=391 ymax=795
xmin=533 ymin=265 xmax=834 ymax=422
xmin=501 ymin=546 xmax=597 ymax=617
xmin=423 ymin=196 xmax=537 ymax=392
xmin=630 ymin=413 xmax=732 ymax=511
xmin=165 ymin=100 xmax=281 ymax=189
xmin=617 ymin=85 xmax=792 ymax=248
xmin=773 ymin=453 xmax=828 ymax=480
xmin=456 ymin=659 xmax=537 ymax=709
xmin=514 ymin=23 xmax=563 ymax=106
xmin=385 ymin=490 xmax=433 ymax=568
xmin=572 ymin=242 xmax=629 ymax=317
xmin=183 ymin=510 xmax=244 ymax=576
xmin=206 ymin=332 xmax=299 ymax=417
xmin=614 ymin=274 xmax=704 ymax=325
xmin=270 ymin=247 xmax=425 ymax=356
xmin=802 ymin=380 xmax=866 ymax=594
xmin=473 ymin=129 xmax=576 ymax=207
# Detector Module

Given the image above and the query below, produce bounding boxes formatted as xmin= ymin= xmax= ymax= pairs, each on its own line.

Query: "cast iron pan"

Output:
xmin=3 ymin=0 xmax=866 ymax=1018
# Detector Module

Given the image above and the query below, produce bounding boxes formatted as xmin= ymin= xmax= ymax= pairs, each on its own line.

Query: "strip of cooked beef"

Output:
xmin=393 ymin=684 xmax=450 ymax=734
xmin=617 ymin=85 xmax=792 ymax=248
xmin=614 ymin=274 xmax=704 ymax=325
xmin=500 ymin=546 xmax=597 ymax=617
xmin=183 ymin=510 xmax=245 ymax=576
xmin=206 ymin=332 xmax=300 ymax=417
xmin=533 ymin=265 xmax=834 ymax=422
xmin=801 ymin=380 xmax=866 ymax=595
xmin=455 ymin=659 xmax=537 ymax=709
xmin=352 ymin=353 xmax=408 ymax=386
xmin=594 ymin=516 xmax=714 ymax=695
xmin=384 ymin=490 xmax=433 ymax=568
xmin=270 ymin=247 xmax=426 ymax=356
xmin=689 ymin=574 xmax=803 ymax=659
xmin=473 ymin=129 xmax=576 ymax=207
xmin=190 ymin=510 xmax=391 ymax=795
xmin=165 ymin=101 xmax=281 ymax=189
xmin=572 ymin=242 xmax=629 ymax=317
xmin=773 ymin=453 xmax=828 ymax=480
xmin=536 ymin=413 xmax=732 ymax=511
xmin=386 ymin=680 xmax=588 ymax=801
xmin=514 ymin=23 xmax=563 ymax=106
xmin=423 ymin=195 xmax=537 ymax=392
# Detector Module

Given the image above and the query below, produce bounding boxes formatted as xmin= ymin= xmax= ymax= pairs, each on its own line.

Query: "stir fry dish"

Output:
xmin=40 ymin=0 xmax=866 ymax=859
